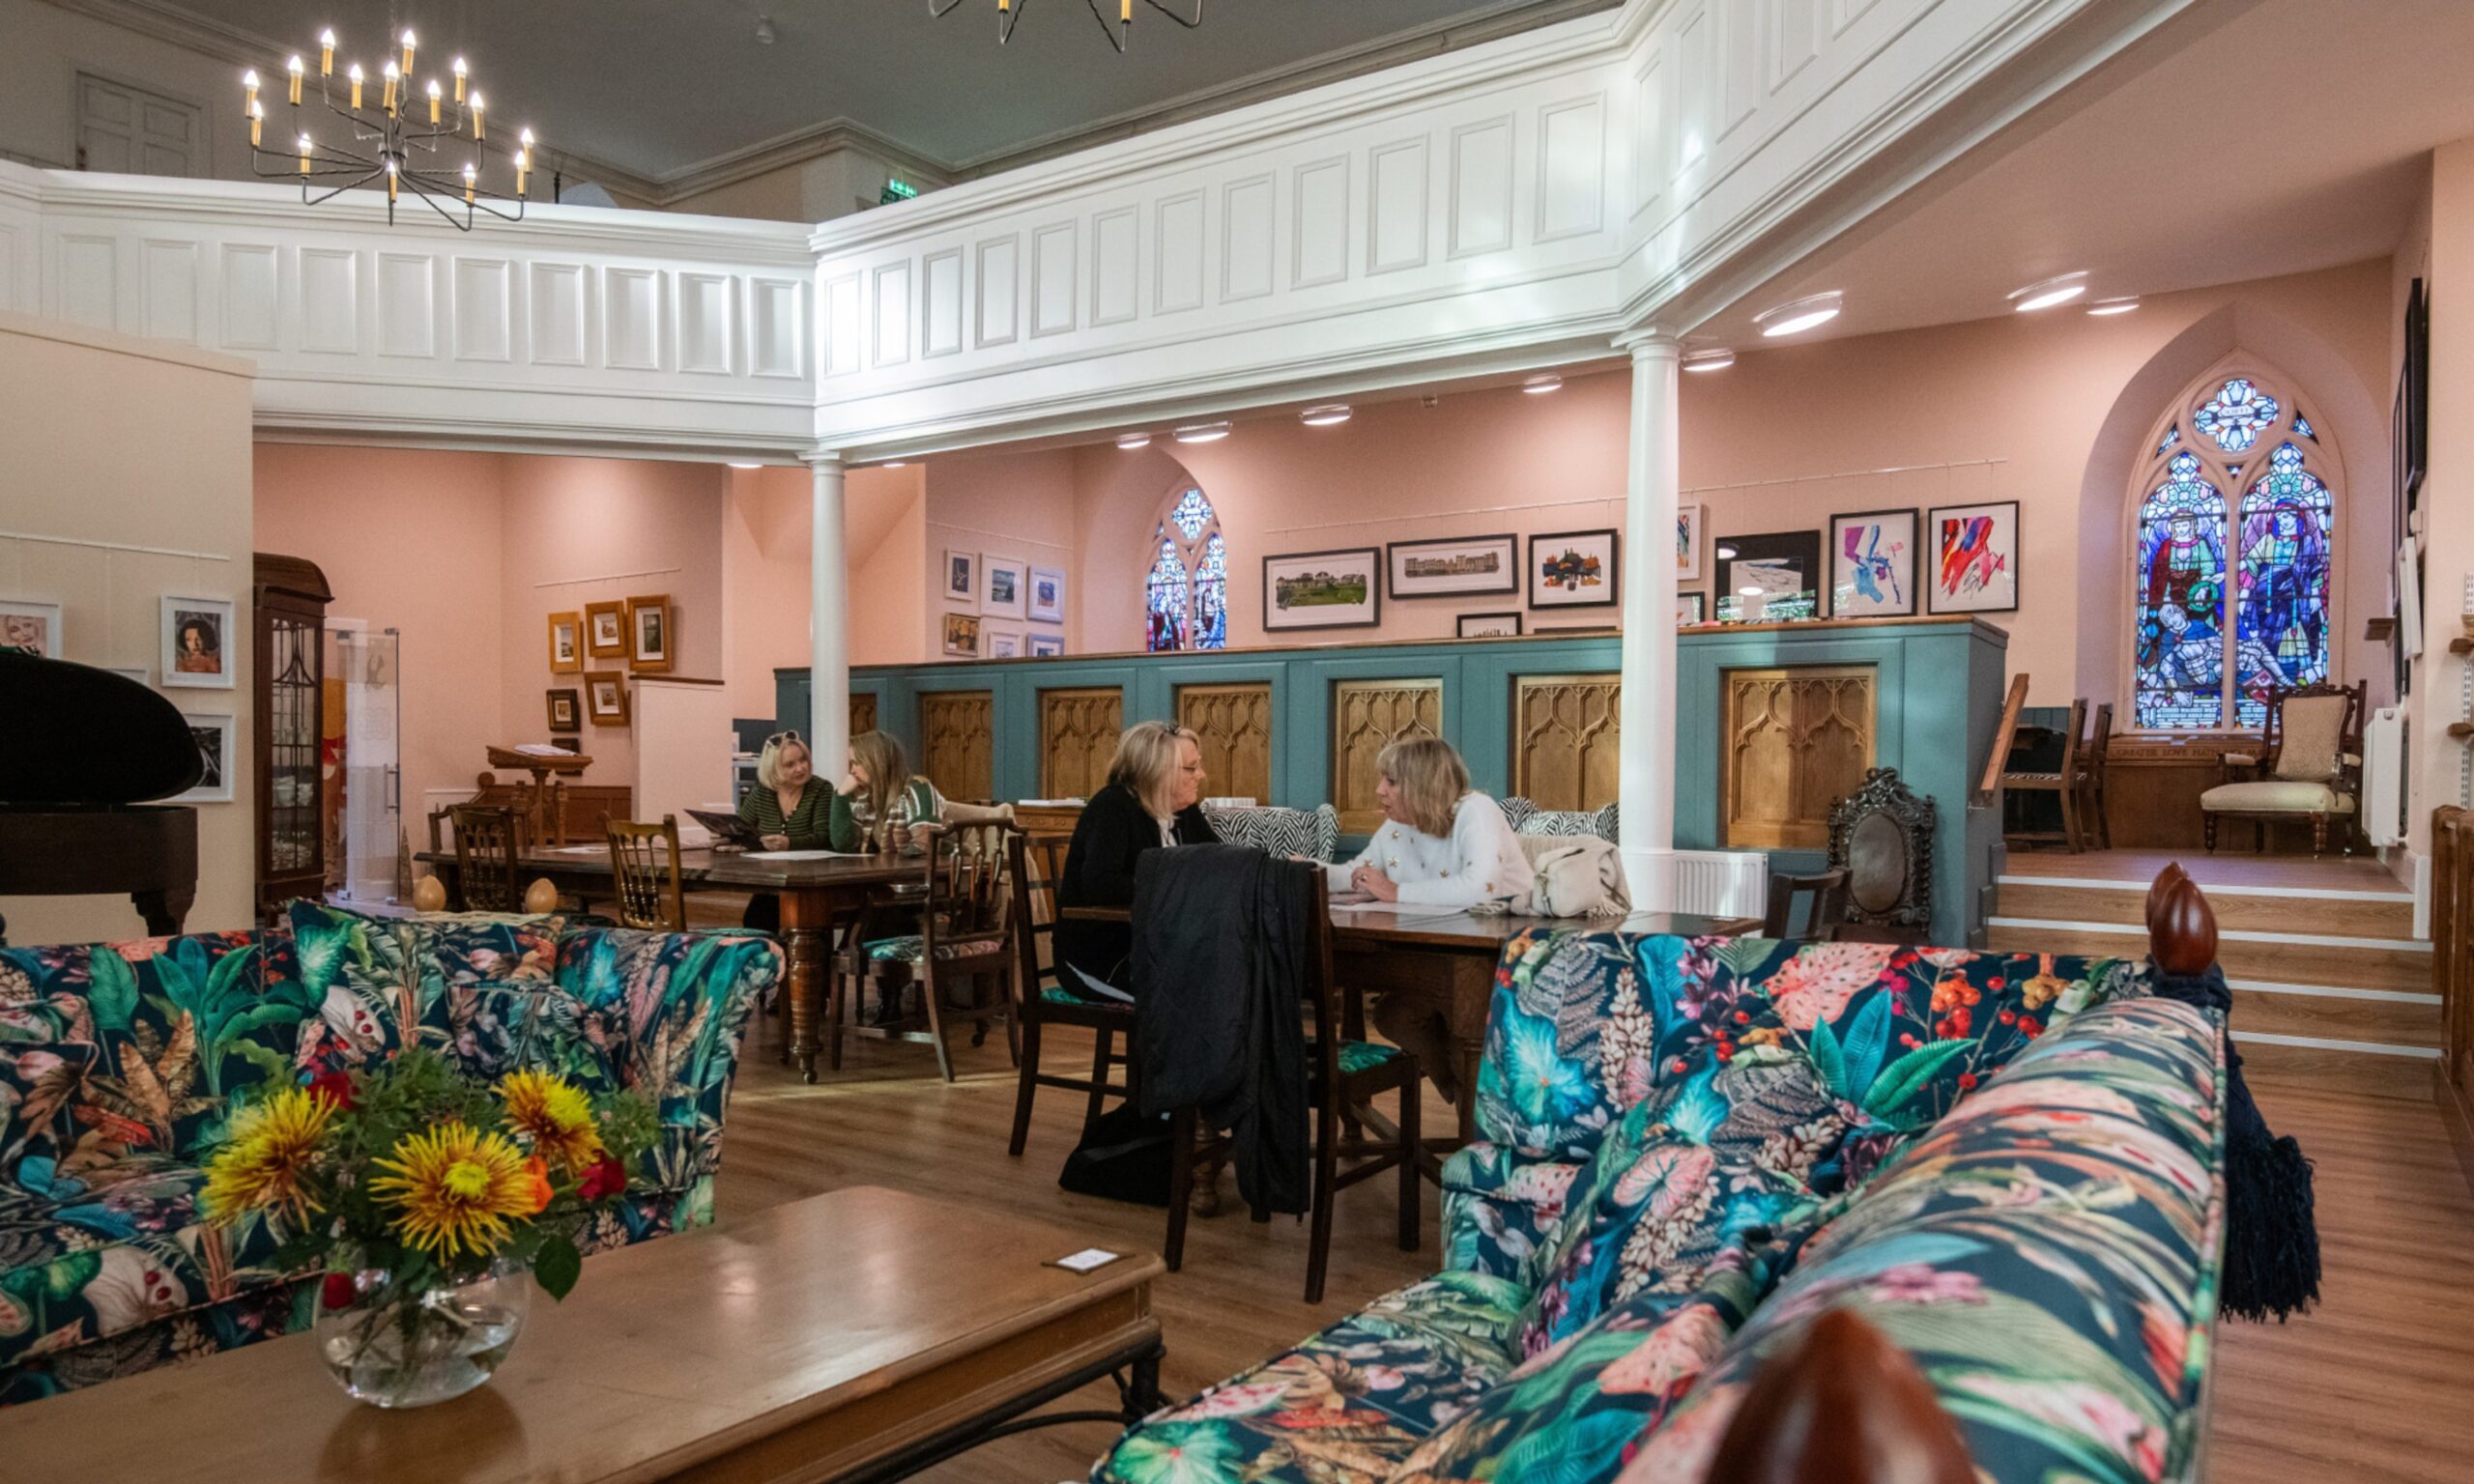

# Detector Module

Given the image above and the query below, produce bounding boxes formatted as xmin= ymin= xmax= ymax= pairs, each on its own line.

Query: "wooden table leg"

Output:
xmin=784 ymin=887 xmax=828 ymax=1084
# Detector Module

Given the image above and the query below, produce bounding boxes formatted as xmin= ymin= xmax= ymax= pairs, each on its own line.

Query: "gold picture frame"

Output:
xmin=585 ymin=671 xmax=630 ymax=727
xmin=941 ymin=612 xmax=981 ymax=657
xmin=547 ymin=611 xmax=583 ymax=673
xmin=584 ymin=601 xmax=628 ymax=658
xmin=627 ymin=593 xmax=674 ymax=673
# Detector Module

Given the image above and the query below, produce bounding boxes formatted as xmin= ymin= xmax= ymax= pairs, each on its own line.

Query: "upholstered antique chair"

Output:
xmin=1494 ymin=796 xmax=1620 ymax=842
xmin=1999 ymin=698 xmax=2086 ymax=852
xmin=2201 ymin=680 xmax=2367 ymax=856
xmin=1825 ymin=766 xmax=1938 ymax=943
xmin=1202 ymin=801 xmax=1342 ymax=861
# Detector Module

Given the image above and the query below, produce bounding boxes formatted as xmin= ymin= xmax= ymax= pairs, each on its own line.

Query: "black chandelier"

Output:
xmin=244 ymin=27 xmax=532 ymax=231
xmin=929 ymin=0 xmax=1203 ymax=53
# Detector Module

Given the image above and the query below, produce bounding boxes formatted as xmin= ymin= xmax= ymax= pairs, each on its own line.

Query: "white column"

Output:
xmin=1617 ymin=334 xmax=1682 ymax=908
xmin=806 ymin=455 xmax=850 ymax=781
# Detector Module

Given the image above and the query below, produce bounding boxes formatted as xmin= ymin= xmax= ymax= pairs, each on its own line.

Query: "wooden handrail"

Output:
xmin=1978 ymin=672 xmax=2031 ymax=803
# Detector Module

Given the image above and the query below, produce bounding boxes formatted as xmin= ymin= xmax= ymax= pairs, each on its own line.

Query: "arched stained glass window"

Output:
xmin=2130 ymin=372 xmax=2339 ymax=729
xmin=1146 ymin=488 xmax=1226 ymax=652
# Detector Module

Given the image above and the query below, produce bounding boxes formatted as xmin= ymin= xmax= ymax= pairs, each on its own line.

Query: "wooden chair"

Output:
xmin=2202 ymin=680 xmax=2367 ymax=856
xmin=829 ymin=825 xmax=1024 ymax=1081
xmin=1761 ymin=869 xmax=1849 ymax=939
xmin=449 ymin=804 xmax=529 ymax=912
xmin=2073 ymin=702 xmax=2115 ymax=851
xmin=603 ymin=813 xmax=688 ymax=931
xmin=1825 ymin=767 xmax=1936 ymax=944
xmin=2000 ymin=697 xmax=2086 ymax=852
xmin=1008 ymin=835 xmax=1141 ymax=1156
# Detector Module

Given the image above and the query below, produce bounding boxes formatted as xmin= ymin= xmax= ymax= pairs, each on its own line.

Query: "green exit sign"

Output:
xmin=879 ymin=178 xmax=918 ymax=205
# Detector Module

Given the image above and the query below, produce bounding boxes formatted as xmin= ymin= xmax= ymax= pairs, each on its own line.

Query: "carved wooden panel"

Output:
xmin=1040 ymin=687 xmax=1123 ymax=800
xmin=849 ymin=693 xmax=877 ymax=738
xmin=918 ymin=691 xmax=993 ymax=803
xmin=1721 ymin=666 xmax=1876 ymax=849
xmin=1179 ymin=682 xmax=1273 ymax=804
xmin=1513 ymin=673 xmax=1621 ymax=812
xmin=1331 ymin=679 xmax=1442 ymax=835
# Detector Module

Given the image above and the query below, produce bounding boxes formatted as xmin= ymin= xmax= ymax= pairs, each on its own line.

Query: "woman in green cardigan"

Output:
xmin=737 ymin=729 xmax=834 ymax=850
xmin=831 ymin=730 xmax=943 ymax=851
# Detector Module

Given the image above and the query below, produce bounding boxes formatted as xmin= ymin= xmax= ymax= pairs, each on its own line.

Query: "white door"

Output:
xmin=77 ymin=73 xmax=201 ymax=177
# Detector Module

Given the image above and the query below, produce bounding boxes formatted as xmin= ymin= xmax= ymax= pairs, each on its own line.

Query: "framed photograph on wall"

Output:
xmin=1028 ymin=632 xmax=1065 ymax=657
xmin=943 ymin=550 xmax=980 ymax=605
xmin=1530 ymin=529 xmax=1619 ymax=610
xmin=585 ymin=672 xmax=630 ymax=727
xmin=985 ymin=625 xmax=1024 ymax=659
xmin=1264 ymin=548 xmax=1380 ymax=631
xmin=546 ymin=611 xmax=583 ymax=673
xmin=942 ymin=612 xmax=982 ymax=657
xmin=0 ymin=598 xmax=63 ymax=659
xmin=1386 ymin=533 xmax=1518 ymax=599
xmin=160 ymin=595 xmax=235 ymax=689
xmin=983 ymin=556 xmax=1028 ymax=620
xmin=627 ymin=594 xmax=674 ymax=672
xmin=1677 ymin=592 xmax=1707 ymax=625
xmin=1828 ymin=508 xmax=1919 ymax=618
xmin=1456 ymin=612 xmax=1522 ymax=638
xmin=584 ymin=601 xmax=628 ymax=658
xmin=174 ymin=712 xmax=234 ymax=803
xmin=1717 ymin=530 xmax=1823 ymax=622
xmin=546 ymin=687 xmax=581 ymax=732
xmin=1678 ymin=502 xmax=1705 ymax=582
xmin=1028 ymin=565 xmax=1067 ymax=623
xmin=2399 ymin=276 xmax=2428 ymax=533
xmin=1925 ymin=499 xmax=2021 ymax=614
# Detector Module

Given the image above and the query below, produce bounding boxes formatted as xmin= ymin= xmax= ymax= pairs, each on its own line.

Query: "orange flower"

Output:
xmin=524 ymin=1156 xmax=554 ymax=1214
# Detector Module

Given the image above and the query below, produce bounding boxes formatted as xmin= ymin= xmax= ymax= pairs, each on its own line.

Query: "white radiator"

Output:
xmin=2364 ymin=706 xmax=2405 ymax=847
xmin=1669 ymin=849 xmax=1771 ymax=920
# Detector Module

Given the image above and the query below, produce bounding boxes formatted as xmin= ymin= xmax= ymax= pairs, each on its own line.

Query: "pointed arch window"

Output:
xmin=1146 ymin=488 xmax=1226 ymax=651
xmin=2131 ymin=371 xmax=2338 ymax=729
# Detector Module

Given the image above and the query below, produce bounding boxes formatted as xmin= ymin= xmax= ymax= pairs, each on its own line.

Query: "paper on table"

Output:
xmin=1048 ymin=1247 xmax=1123 ymax=1274
xmin=538 ymin=844 xmax=609 ymax=855
xmin=1327 ymin=899 xmax=1464 ymax=918
xmin=746 ymin=849 xmax=874 ymax=860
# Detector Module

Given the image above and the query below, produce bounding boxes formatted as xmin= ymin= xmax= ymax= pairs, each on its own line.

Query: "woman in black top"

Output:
xmin=1054 ymin=721 xmax=1217 ymax=995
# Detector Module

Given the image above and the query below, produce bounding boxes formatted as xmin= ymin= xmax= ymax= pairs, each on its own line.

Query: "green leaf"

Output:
xmin=1809 ymin=1015 xmax=1849 ymax=1100
xmin=87 ymin=951 xmax=139 ymax=1033
xmin=1497 ymin=1409 xmax=1639 ymax=1484
xmin=1861 ymin=1039 xmax=1975 ymax=1117
xmin=532 ymin=1233 xmax=583 ymax=1301
xmin=1840 ymin=990 xmax=1892 ymax=1100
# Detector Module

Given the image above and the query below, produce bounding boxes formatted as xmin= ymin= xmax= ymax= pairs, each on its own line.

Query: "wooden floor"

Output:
xmin=711 ymin=1014 xmax=2474 ymax=1484
xmin=1998 ymin=846 xmax=2409 ymax=894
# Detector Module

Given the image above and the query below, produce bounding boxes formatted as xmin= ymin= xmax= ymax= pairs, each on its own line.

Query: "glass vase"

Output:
xmin=313 ymin=1257 xmax=531 ymax=1408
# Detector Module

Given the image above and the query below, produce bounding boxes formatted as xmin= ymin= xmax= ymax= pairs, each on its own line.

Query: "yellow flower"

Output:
xmin=498 ymin=1069 xmax=604 ymax=1173
xmin=368 ymin=1123 xmax=539 ymax=1259
xmin=202 ymin=1088 xmax=334 ymax=1226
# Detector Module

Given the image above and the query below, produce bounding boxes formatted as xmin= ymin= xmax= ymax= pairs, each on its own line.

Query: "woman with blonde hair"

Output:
xmin=1328 ymin=735 xmax=1529 ymax=1102
xmin=829 ymin=729 xmax=943 ymax=852
xmin=1053 ymin=720 xmax=1217 ymax=997
xmin=732 ymin=728 xmax=832 ymax=933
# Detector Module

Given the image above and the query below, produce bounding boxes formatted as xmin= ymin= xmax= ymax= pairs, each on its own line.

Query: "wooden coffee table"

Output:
xmin=7 ymin=1186 xmax=1165 ymax=1483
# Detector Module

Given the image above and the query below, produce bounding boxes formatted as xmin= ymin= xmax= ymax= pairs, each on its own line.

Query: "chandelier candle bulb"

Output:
xmin=287 ymin=57 xmax=303 ymax=105
xmin=382 ymin=61 xmax=397 ymax=115
xmin=319 ymin=29 xmax=334 ymax=75
xmin=243 ymin=70 xmax=259 ymax=111
xmin=248 ymin=100 xmax=262 ymax=148
xmin=349 ymin=64 xmax=362 ymax=109
xmin=452 ymin=57 xmax=467 ymax=102
xmin=471 ymin=94 xmax=484 ymax=139
xmin=427 ymin=78 xmax=442 ymax=124
xmin=463 ymin=162 xmax=476 ymax=204
xmin=298 ymin=134 xmax=311 ymax=173
xmin=400 ymin=30 xmax=416 ymax=75
xmin=386 ymin=158 xmax=398 ymax=203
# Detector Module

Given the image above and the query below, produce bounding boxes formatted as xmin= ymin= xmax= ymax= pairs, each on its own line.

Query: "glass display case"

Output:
xmin=253 ymin=555 xmax=333 ymax=921
xmin=328 ymin=624 xmax=403 ymax=906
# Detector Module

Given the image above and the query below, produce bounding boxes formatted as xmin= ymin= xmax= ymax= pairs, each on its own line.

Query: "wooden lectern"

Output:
xmin=484 ymin=745 xmax=592 ymax=847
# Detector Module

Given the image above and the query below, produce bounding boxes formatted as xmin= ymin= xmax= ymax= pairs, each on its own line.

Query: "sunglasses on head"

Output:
xmin=767 ymin=729 xmax=804 ymax=747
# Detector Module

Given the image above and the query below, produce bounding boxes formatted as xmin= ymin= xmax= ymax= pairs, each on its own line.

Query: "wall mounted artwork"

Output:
xmin=585 ymin=600 xmax=628 ymax=657
xmin=586 ymin=672 xmax=630 ymax=726
xmin=546 ymin=687 xmax=581 ymax=732
xmin=1457 ymin=612 xmax=1522 ymax=638
xmin=1926 ymin=499 xmax=2020 ymax=614
xmin=1530 ymin=529 xmax=1618 ymax=609
xmin=1717 ymin=530 xmax=1821 ymax=622
xmin=160 ymin=595 xmax=235 ymax=689
xmin=1677 ymin=502 xmax=1704 ymax=581
xmin=0 ymin=598 xmax=62 ymax=658
xmin=1264 ymin=548 xmax=1380 ymax=631
xmin=942 ymin=611 xmax=983 ymax=656
xmin=626 ymin=594 xmax=674 ymax=672
xmin=1677 ymin=592 xmax=1706 ymax=625
xmin=1028 ymin=632 xmax=1065 ymax=657
xmin=174 ymin=712 xmax=234 ymax=802
xmin=1828 ymin=508 xmax=1918 ymax=617
xmin=1387 ymin=533 xmax=1518 ymax=599
xmin=983 ymin=556 xmax=1028 ymax=620
xmin=1028 ymin=565 xmax=1067 ymax=623
xmin=546 ymin=611 xmax=583 ymax=672
xmin=943 ymin=550 xmax=980 ymax=605
xmin=985 ymin=625 xmax=1024 ymax=658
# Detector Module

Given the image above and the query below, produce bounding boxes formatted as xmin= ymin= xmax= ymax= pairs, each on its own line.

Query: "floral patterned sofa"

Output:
xmin=1093 ymin=931 xmax=2224 ymax=1484
xmin=0 ymin=902 xmax=779 ymax=1405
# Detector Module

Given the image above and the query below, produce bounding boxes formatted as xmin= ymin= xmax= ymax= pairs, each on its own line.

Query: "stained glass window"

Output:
xmin=1145 ymin=488 xmax=1226 ymax=652
xmin=2130 ymin=372 xmax=2336 ymax=730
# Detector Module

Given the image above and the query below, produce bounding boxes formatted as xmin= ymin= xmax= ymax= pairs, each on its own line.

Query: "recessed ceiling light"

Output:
xmin=881 ymin=461 xmax=908 ymax=468
xmin=1754 ymin=292 xmax=1842 ymax=338
xmin=1300 ymin=404 xmax=1351 ymax=426
xmin=1173 ymin=421 xmax=1231 ymax=443
xmin=1682 ymin=349 xmax=1737 ymax=373
xmin=1716 ymin=544 xmax=1739 ymax=560
xmin=1115 ymin=432 xmax=1152 ymax=450
xmin=1522 ymin=374 xmax=1563 ymax=394
xmin=727 ymin=462 xmax=762 ymax=470
xmin=2086 ymin=297 xmax=2140 ymax=316
xmin=2008 ymin=272 xmax=2088 ymax=312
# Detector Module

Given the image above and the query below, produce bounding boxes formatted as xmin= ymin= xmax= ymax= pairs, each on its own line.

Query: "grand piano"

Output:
xmin=0 ymin=649 xmax=202 ymax=945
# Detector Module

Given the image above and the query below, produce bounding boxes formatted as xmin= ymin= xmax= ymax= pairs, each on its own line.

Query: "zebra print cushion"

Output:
xmin=1502 ymin=798 xmax=1619 ymax=843
xmin=1203 ymin=803 xmax=1341 ymax=862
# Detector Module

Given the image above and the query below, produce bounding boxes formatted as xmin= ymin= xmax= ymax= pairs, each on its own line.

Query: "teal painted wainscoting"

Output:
xmin=777 ymin=617 xmax=2008 ymax=944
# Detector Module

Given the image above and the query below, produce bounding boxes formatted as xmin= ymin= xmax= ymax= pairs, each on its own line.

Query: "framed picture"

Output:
xmin=585 ymin=672 xmax=630 ymax=727
xmin=627 ymin=594 xmax=674 ymax=672
xmin=1828 ymin=508 xmax=1919 ymax=618
xmin=1263 ymin=548 xmax=1381 ymax=631
xmin=942 ymin=612 xmax=982 ymax=657
xmin=546 ymin=612 xmax=583 ymax=673
xmin=1925 ymin=500 xmax=2021 ymax=614
xmin=2400 ymin=538 xmax=2425 ymax=662
xmin=546 ymin=687 xmax=581 ymax=732
xmin=1717 ymin=530 xmax=1823 ymax=622
xmin=1029 ymin=565 xmax=1067 ymax=623
xmin=982 ymin=557 xmax=1028 ymax=620
xmin=1677 ymin=592 xmax=1707 ymax=625
xmin=1386 ymin=533 xmax=1518 ymax=599
xmin=2399 ymin=276 xmax=2428 ymax=532
xmin=1530 ymin=529 xmax=1620 ymax=610
xmin=985 ymin=625 xmax=1024 ymax=659
xmin=174 ymin=713 xmax=235 ymax=803
xmin=943 ymin=550 xmax=979 ymax=605
xmin=1678 ymin=502 xmax=1705 ymax=581
xmin=585 ymin=601 xmax=628 ymax=657
xmin=0 ymin=598 xmax=63 ymax=658
xmin=1028 ymin=632 xmax=1065 ymax=657
xmin=160 ymin=595 xmax=235 ymax=689
xmin=1456 ymin=612 xmax=1522 ymax=638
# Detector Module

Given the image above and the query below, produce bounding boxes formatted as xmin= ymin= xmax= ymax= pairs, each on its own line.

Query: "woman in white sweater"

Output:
xmin=1328 ymin=736 xmax=1531 ymax=1102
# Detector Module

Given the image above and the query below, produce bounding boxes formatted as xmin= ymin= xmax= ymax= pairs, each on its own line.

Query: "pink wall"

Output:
xmin=2406 ymin=143 xmax=2465 ymax=860
xmin=925 ymin=449 xmax=1079 ymax=655
xmin=851 ymin=467 xmax=929 ymax=667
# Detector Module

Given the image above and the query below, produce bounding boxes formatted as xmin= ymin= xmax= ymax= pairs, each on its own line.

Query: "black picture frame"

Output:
xmin=1717 ymin=528 xmax=1824 ymax=622
xmin=1676 ymin=591 xmax=1707 ymax=625
xmin=1387 ymin=533 xmax=1520 ymax=599
xmin=1528 ymin=528 xmax=1621 ymax=610
xmin=1262 ymin=547 xmax=1382 ymax=632
xmin=1456 ymin=612 xmax=1523 ymax=638
xmin=1922 ymin=499 xmax=2022 ymax=615
xmin=2400 ymin=276 xmax=2429 ymax=528
xmin=1827 ymin=507 xmax=1920 ymax=618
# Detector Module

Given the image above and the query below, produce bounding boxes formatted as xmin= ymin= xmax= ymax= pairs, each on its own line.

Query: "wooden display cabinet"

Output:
xmin=253 ymin=554 xmax=332 ymax=922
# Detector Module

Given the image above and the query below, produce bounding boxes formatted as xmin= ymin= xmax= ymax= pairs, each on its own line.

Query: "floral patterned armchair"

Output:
xmin=0 ymin=905 xmax=778 ymax=1405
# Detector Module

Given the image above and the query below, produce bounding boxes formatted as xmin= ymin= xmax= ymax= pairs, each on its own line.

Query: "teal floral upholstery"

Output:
xmin=862 ymin=933 xmax=976 ymax=963
xmin=0 ymin=910 xmax=778 ymax=1407
xmin=1337 ymin=1041 xmax=1401 ymax=1076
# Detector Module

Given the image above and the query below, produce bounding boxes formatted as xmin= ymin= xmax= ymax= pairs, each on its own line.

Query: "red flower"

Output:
xmin=1669 ymin=1058 xmax=1689 ymax=1074
xmin=1899 ymin=1033 xmax=1918 ymax=1048
xmin=1957 ymin=1072 xmax=1978 ymax=1091
xmin=307 ymin=1068 xmax=357 ymax=1110
xmin=2021 ymin=1020 xmax=2042 ymax=1039
xmin=1733 ymin=1011 xmax=1751 ymax=1024
xmin=1998 ymin=1010 xmax=2018 ymax=1026
xmin=1987 ymin=976 xmax=2006 ymax=990
xmin=577 ymin=1154 xmax=628 ymax=1203
xmin=321 ymin=1272 xmax=357 ymax=1311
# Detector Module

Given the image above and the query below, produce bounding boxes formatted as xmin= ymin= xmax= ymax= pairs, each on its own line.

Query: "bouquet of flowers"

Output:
xmin=201 ymin=1049 xmax=656 ymax=1406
